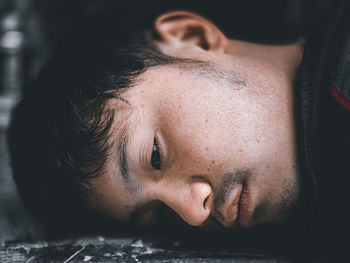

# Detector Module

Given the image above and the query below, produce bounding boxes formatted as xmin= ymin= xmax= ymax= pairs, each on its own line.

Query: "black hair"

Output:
xmin=7 ymin=0 xmax=243 ymax=234
xmin=6 ymin=10 xmax=183 ymax=231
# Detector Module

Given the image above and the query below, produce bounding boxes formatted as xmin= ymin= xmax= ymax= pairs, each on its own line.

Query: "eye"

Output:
xmin=151 ymin=137 xmax=161 ymax=170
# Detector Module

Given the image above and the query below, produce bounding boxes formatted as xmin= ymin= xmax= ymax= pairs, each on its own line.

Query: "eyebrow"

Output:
xmin=117 ymin=125 xmax=130 ymax=180
xmin=114 ymin=110 xmax=134 ymax=189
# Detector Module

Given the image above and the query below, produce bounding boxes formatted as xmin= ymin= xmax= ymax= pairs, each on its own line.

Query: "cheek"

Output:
xmin=156 ymin=76 xmax=291 ymax=169
xmin=159 ymin=100 xmax=245 ymax=171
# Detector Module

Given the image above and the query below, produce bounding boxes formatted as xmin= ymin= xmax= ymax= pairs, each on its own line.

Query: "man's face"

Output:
xmin=88 ymin=47 xmax=300 ymax=229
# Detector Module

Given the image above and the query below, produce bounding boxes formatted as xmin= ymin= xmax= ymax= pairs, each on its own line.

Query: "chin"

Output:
xmin=255 ymin=200 xmax=300 ymax=227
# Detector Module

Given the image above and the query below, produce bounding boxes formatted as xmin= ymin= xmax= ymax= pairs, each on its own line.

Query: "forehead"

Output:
xmin=85 ymin=104 xmax=134 ymax=221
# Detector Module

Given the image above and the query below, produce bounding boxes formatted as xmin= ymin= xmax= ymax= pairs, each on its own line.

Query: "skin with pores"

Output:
xmin=87 ymin=11 xmax=303 ymax=230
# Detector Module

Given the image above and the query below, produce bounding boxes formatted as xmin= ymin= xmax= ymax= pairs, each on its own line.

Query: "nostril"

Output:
xmin=190 ymin=176 xmax=212 ymax=212
xmin=203 ymin=194 xmax=209 ymax=209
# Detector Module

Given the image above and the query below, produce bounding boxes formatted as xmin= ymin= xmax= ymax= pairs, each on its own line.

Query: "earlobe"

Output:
xmin=154 ymin=11 xmax=228 ymax=53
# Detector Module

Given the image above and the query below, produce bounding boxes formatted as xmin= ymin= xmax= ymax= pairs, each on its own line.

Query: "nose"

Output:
xmin=157 ymin=178 xmax=212 ymax=226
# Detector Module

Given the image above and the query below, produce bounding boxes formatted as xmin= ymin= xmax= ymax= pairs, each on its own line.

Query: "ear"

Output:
xmin=154 ymin=11 xmax=228 ymax=53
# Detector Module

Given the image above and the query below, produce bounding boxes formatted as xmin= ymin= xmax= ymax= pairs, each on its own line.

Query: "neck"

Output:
xmin=226 ymin=39 xmax=304 ymax=82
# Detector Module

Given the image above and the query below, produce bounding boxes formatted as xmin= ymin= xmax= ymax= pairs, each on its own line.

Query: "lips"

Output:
xmin=219 ymin=185 xmax=243 ymax=227
xmin=237 ymin=185 xmax=253 ymax=227
xmin=218 ymin=184 xmax=253 ymax=228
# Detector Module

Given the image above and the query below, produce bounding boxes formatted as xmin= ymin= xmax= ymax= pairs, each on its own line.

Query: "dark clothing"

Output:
xmin=295 ymin=0 xmax=350 ymax=259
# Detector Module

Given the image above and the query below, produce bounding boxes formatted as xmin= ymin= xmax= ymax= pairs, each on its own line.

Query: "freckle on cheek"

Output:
xmin=205 ymin=147 xmax=209 ymax=151
xmin=211 ymin=160 xmax=215 ymax=164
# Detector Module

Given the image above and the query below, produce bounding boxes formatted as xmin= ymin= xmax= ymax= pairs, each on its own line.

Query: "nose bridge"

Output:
xmin=156 ymin=176 xmax=212 ymax=226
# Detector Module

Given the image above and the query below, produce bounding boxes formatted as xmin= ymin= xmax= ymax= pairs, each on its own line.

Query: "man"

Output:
xmin=7 ymin=0 xmax=350 ymax=259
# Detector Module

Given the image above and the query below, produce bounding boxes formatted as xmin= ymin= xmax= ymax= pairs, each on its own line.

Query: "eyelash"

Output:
xmin=151 ymin=137 xmax=161 ymax=170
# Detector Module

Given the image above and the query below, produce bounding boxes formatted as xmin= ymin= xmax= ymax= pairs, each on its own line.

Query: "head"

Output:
xmin=8 ymin=9 xmax=301 ymax=232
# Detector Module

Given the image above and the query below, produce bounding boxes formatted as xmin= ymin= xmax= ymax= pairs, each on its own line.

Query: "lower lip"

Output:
xmin=237 ymin=186 xmax=252 ymax=227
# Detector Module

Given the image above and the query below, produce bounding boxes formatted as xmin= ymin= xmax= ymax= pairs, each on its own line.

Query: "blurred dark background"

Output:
xmin=0 ymin=0 xmax=333 ymax=260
